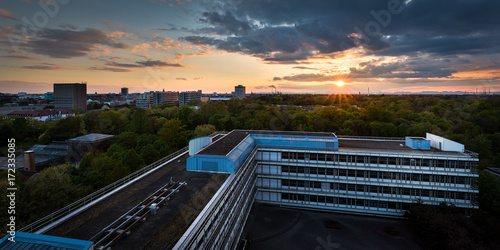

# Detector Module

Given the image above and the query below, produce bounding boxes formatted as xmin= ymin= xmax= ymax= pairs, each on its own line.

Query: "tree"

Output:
xmin=128 ymin=109 xmax=153 ymax=134
xmin=22 ymin=164 xmax=91 ymax=223
xmin=97 ymin=110 xmax=127 ymax=134
xmin=158 ymin=119 xmax=188 ymax=149
xmin=195 ymin=124 xmax=216 ymax=137
xmin=90 ymin=154 xmax=129 ymax=186
xmin=122 ymin=149 xmax=144 ymax=171
xmin=140 ymin=144 xmax=160 ymax=165
xmin=115 ymin=131 xmax=138 ymax=150
xmin=39 ymin=116 xmax=84 ymax=144
xmin=136 ymin=134 xmax=159 ymax=151
xmin=478 ymin=171 xmax=500 ymax=214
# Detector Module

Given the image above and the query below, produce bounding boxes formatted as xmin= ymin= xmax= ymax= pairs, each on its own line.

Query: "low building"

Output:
xmin=7 ymin=109 xmax=74 ymax=122
xmin=67 ymin=133 xmax=115 ymax=162
xmin=0 ymin=142 xmax=69 ymax=172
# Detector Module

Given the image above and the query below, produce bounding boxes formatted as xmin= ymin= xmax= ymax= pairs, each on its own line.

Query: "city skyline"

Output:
xmin=1 ymin=0 xmax=499 ymax=94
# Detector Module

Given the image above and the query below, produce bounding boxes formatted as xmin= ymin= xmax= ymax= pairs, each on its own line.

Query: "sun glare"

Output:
xmin=334 ymin=80 xmax=345 ymax=87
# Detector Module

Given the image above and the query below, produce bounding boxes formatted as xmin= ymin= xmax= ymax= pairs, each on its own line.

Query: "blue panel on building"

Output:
xmin=0 ymin=232 xmax=93 ymax=250
xmin=202 ymin=161 xmax=219 ymax=171
xmin=405 ymin=137 xmax=431 ymax=150
xmin=187 ymin=132 xmax=339 ymax=173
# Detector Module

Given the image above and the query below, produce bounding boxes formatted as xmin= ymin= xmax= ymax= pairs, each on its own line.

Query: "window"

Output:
xmin=318 ymin=168 xmax=326 ymax=175
xmin=310 ymin=167 xmax=318 ymax=175
xmin=348 ymin=170 xmax=356 ymax=177
xmin=282 ymin=166 xmax=290 ymax=173
xmin=356 ymin=170 xmax=365 ymax=178
xmin=326 ymin=168 xmax=334 ymax=175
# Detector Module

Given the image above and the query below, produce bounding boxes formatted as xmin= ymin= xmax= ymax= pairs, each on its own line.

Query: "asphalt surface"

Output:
xmin=46 ymin=153 xmax=227 ymax=249
xmin=241 ymin=204 xmax=424 ymax=250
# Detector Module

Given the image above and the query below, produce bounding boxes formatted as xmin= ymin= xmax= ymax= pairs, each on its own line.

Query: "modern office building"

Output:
xmin=176 ymin=130 xmax=479 ymax=249
xmin=53 ymin=83 xmax=87 ymax=112
xmin=121 ymin=87 xmax=129 ymax=96
xmin=179 ymin=90 xmax=202 ymax=105
xmin=153 ymin=90 xmax=179 ymax=106
xmin=234 ymin=85 xmax=246 ymax=99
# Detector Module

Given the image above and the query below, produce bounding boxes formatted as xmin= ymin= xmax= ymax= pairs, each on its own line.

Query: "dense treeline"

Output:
xmin=1 ymin=94 xmax=499 ymax=243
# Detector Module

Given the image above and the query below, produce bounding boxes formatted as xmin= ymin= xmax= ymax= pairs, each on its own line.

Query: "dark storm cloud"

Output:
xmin=136 ymin=60 xmax=182 ymax=67
xmin=88 ymin=66 xmax=132 ymax=72
xmin=184 ymin=0 xmax=500 ymax=62
xmin=19 ymin=28 xmax=129 ymax=58
xmin=104 ymin=60 xmax=183 ymax=68
xmin=22 ymin=63 xmax=62 ymax=70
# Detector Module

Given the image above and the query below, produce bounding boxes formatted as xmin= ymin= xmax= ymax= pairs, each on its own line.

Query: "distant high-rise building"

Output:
xmin=53 ymin=83 xmax=87 ymax=111
xmin=234 ymin=85 xmax=246 ymax=99
xmin=179 ymin=90 xmax=202 ymax=106
xmin=121 ymin=87 xmax=129 ymax=96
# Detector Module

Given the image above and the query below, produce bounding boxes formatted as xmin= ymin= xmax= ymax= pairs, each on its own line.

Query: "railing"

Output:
xmin=19 ymin=131 xmax=225 ymax=234
xmin=336 ymin=135 xmax=404 ymax=141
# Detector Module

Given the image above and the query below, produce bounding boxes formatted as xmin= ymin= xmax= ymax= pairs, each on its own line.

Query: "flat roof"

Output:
xmin=338 ymin=138 xmax=472 ymax=157
xmin=198 ymin=130 xmax=250 ymax=156
xmin=197 ymin=130 xmax=336 ymax=156
xmin=68 ymin=133 xmax=115 ymax=142
xmin=195 ymin=130 xmax=474 ymax=158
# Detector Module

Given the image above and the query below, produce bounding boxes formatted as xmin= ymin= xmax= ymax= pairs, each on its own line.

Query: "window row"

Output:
xmin=279 ymin=152 xmax=474 ymax=169
xmin=278 ymin=165 xmax=473 ymax=185
xmin=280 ymin=192 xmax=407 ymax=210
xmin=280 ymin=179 xmax=473 ymax=200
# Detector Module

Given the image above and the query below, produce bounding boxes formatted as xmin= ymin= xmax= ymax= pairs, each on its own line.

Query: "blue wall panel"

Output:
xmin=187 ymin=133 xmax=339 ymax=173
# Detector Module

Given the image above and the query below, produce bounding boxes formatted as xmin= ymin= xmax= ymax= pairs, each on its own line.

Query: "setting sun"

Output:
xmin=334 ymin=80 xmax=346 ymax=87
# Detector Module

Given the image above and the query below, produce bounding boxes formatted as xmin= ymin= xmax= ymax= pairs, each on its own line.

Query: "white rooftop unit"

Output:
xmin=426 ymin=133 xmax=464 ymax=153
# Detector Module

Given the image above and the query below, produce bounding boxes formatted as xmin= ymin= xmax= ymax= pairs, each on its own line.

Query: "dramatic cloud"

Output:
xmin=18 ymin=28 xmax=129 ymax=58
xmin=181 ymin=0 xmax=500 ymax=63
xmin=0 ymin=9 xmax=16 ymax=20
xmin=137 ymin=60 xmax=182 ymax=67
xmin=88 ymin=66 xmax=132 ymax=72
xmin=22 ymin=63 xmax=62 ymax=70
xmin=101 ymin=60 xmax=183 ymax=70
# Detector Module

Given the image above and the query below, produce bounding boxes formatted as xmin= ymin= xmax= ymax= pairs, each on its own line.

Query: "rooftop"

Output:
xmin=337 ymin=137 xmax=474 ymax=157
xmin=8 ymin=109 xmax=74 ymax=117
xmin=197 ymin=130 xmax=475 ymax=158
xmin=197 ymin=130 xmax=336 ymax=156
xmin=68 ymin=133 xmax=115 ymax=143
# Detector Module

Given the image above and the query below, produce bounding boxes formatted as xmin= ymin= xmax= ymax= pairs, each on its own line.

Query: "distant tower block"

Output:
xmin=24 ymin=151 xmax=36 ymax=172
xmin=234 ymin=85 xmax=246 ymax=99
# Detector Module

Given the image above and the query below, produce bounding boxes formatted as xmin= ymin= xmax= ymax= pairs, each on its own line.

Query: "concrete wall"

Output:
xmin=426 ymin=133 xmax=464 ymax=152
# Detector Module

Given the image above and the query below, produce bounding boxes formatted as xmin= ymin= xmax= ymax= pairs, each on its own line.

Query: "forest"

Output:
xmin=1 ymin=94 xmax=499 ymax=248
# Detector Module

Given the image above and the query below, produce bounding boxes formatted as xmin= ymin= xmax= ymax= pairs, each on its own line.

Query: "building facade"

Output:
xmin=54 ymin=83 xmax=87 ymax=111
xmin=121 ymin=87 xmax=129 ymax=96
xmin=153 ymin=91 xmax=179 ymax=106
xmin=179 ymin=90 xmax=202 ymax=105
xmin=176 ymin=130 xmax=479 ymax=249
xmin=234 ymin=85 xmax=246 ymax=99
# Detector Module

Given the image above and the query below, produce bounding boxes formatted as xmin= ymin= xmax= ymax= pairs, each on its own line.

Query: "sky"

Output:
xmin=0 ymin=0 xmax=499 ymax=94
